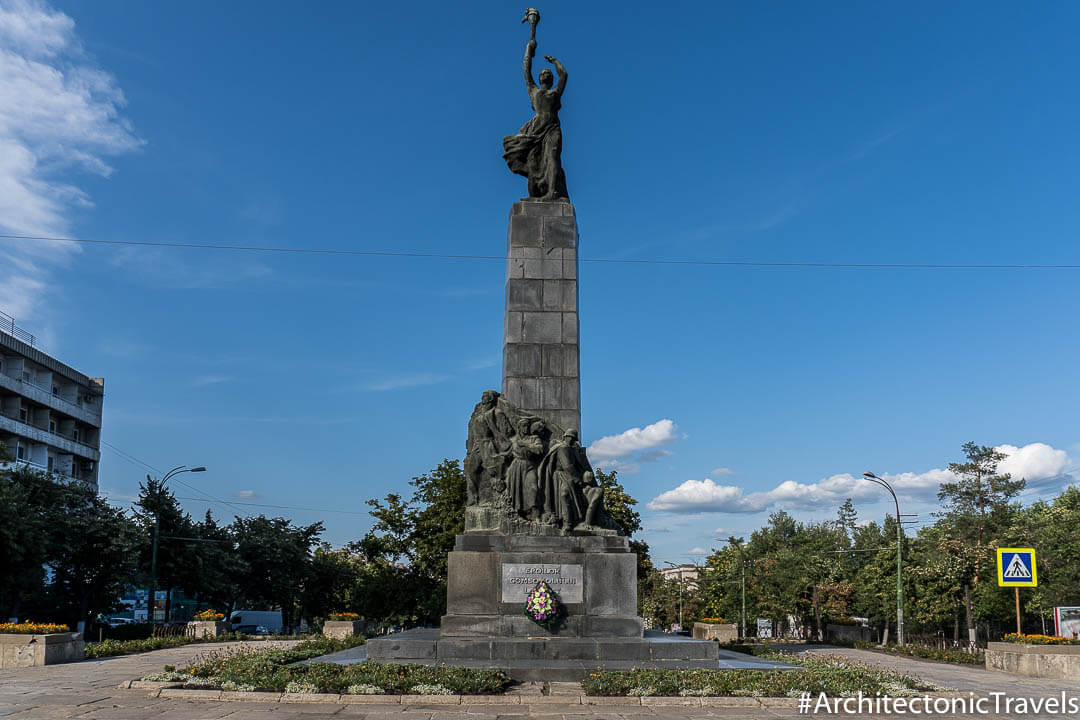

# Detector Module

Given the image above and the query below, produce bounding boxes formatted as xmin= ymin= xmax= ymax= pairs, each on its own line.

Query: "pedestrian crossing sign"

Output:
xmin=997 ymin=548 xmax=1037 ymax=587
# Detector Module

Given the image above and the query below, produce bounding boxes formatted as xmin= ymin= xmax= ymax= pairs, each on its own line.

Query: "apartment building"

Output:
xmin=0 ymin=312 xmax=103 ymax=488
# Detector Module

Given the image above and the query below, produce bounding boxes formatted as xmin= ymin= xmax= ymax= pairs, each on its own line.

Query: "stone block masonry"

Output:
xmin=503 ymin=199 xmax=581 ymax=434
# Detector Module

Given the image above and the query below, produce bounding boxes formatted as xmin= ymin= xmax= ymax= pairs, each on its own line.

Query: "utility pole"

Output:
xmin=147 ymin=465 xmax=206 ymax=627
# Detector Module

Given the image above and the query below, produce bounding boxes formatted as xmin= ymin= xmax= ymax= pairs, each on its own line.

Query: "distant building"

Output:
xmin=0 ymin=311 xmax=103 ymax=488
xmin=659 ymin=563 xmax=700 ymax=591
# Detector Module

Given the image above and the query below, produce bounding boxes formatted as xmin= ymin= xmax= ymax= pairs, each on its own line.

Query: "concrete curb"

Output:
xmin=121 ymin=683 xmax=962 ymax=708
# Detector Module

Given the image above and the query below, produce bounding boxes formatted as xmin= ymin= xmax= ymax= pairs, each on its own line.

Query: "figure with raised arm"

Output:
xmin=502 ymin=8 xmax=569 ymax=200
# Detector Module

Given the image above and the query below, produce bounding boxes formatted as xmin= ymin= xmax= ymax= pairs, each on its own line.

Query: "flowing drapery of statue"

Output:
xmin=464 ymin=390 xmax=619 ymax=536
xmin=502 ymin=8 xmax=569 ymax=200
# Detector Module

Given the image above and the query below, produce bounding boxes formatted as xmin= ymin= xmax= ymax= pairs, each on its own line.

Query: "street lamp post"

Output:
xmin=663 ymin=561 xmax=684 ymax=630
xmin=148 ymin=465 xmax=206 ymax=626
xmin=863 ymin=471 xmax=907 ymax=647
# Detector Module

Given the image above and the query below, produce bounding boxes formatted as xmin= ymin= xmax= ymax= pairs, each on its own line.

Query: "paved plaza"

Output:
xmin=2 ymin=642 xmax=1077 ymax=719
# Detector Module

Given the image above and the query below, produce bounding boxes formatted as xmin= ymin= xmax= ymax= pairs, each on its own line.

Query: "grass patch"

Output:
xmin=84 ymin=632 xmax=306 ymax=659
xmin=168 ymin=636 xmax=508 ymax=695
xmin=582 ymin=652 xmax=937 ymax=697
xmin=854 ymin=641 xmax=983 ymax=664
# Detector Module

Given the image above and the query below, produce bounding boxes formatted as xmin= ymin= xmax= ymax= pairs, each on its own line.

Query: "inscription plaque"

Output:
xmin=501 ymin=563 xmax=583 ymax=603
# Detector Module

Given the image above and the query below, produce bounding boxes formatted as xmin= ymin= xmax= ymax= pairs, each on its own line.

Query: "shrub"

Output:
xmin=84 ymin=631 xmax=273 ymax=658
xmin=853 ymin=641 xmax=984 ymax=664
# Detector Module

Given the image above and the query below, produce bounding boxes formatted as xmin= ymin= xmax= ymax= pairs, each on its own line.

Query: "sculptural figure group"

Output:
xmin=464 ymin=390 xmax=616 ymax=534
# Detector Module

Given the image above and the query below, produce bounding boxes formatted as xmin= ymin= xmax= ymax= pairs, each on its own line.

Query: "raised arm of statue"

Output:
xmin=544 ymin=55 xmax=567 ymax=96
xmin=523 ymin=39 xmax=537 ymax=91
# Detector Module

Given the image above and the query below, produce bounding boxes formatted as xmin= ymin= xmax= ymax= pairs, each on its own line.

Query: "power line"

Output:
xmin=175 ymin=495 xmax=370 ymax=516
xmin=100 ymin=440 xmax=243 ymax=512
xmin=4 ymin=233 xmax=1080 ymax=271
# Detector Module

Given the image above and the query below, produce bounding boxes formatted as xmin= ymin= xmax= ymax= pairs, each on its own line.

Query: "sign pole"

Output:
xmin=1015 ymin=587 xmax=1021 ymax=635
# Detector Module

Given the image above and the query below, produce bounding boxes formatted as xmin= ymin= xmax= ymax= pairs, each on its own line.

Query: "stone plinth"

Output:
xmin=693 ymin=622 xmax=738 ymax=643
xmin=186 ymin=621 xmax=228 ymax=639
xmin=986 ymin=641 xmax=1080 ymax=681
xmin=323 ymin=620 xmax=367 ymax=640
xmin=0 ymin=633 xmax=84 ymax=668
xmin=439 ymin=534 xmax=641 ymax=639
xmin=502 ymin=200 xmax=580 ymax=434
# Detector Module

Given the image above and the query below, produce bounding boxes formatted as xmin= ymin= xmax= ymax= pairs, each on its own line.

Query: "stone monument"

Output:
xmin=365 ymin=9 xmax=720 ymax=679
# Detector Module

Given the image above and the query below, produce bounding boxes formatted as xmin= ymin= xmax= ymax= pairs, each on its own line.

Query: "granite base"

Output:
xmin=364 ymin=628 xmax=725 ymax=681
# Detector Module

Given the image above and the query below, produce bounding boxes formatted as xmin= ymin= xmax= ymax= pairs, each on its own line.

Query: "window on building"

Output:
xmin=19 ymin=407 xmax=27 ymax=422
xmin=16 ymin=445 xmax=24 ymax=460
xmin=49 ymin=419 xmax=56 ymax=433
xmin=73 ymin=428 xmax=80 ymax=442
xmin=72 ymin=464 xmax=80 ymax=479
xmin=22 ymin=371 xmax=30 ymax=382
xmin=47 ymin=456 xmax=54 ymax=472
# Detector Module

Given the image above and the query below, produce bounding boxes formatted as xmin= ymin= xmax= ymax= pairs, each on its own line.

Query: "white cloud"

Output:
xmin=589 ymin=419 xmax=677 ymax=462
xmin=593 ymin=458 xmax=641 ymax=475
xmin=0 ymin=0 xmax=141 ymax=321
xmin=687 ymin=547 xmax=708 ymax=555
xmin=233 ymin=489 xmax=259 ymax=500
xmin=711 ymin=467 xmax=734 ymax=477
xmin=191 ymin=374 xmax=233 ymax=388
xmin=997 ymin=443 xmax=1068 ymax=488
xmin=647 ymin=442 xmax=1074 ymax=514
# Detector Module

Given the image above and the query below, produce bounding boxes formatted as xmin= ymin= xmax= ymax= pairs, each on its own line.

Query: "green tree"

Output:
xmin=939 ymin=442 xmax=1025 ymax=640
xmin=230 ymin=515 xmax=324 ymax=629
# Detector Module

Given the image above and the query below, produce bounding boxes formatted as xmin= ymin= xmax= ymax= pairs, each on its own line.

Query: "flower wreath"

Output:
xmin=523 ymin=581 xmax=563 ymax=630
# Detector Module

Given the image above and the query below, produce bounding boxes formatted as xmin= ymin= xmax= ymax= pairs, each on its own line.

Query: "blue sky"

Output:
xmin=2 ymin=0 xmax=1078 ymax=564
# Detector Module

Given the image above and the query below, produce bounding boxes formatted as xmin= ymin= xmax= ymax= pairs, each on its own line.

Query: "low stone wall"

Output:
xmin=692 ymin=622 xmax=738 ymax=643
xmin=986 ymin=641 xmax=1080 ymax=681
xmin=186 ymin=621 xmax=229 ymax=639
xmin=0 ymin=632 xmax=85 ymax=668
xmin=323 ymin=620 xmax=367 ymax=640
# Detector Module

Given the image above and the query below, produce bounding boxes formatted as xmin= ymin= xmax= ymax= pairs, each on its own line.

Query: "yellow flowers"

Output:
xmin=0 ymin=621 xmax=70 ymax=634
xmin=1004 ymin=633 xmax=1079 ymax=645
xmin=328 ymin=612 xmax=361 ymax=621
xmin=193 ymin=609 xmax=225 ymax=621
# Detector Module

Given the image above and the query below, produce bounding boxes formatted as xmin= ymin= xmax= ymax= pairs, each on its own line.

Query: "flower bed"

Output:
xmin=192 ymin=609 xmax=225 ymax=622
xmin=84 ymin=631 xmax=300 ymax=658
xmin=1003 ymin=633 xmax=1079 ymax=646
xmin=156 ymin=636 xmax=507 ymax=695
xmin=582 ymin=652 xmax=937 ymax=697
xmin=0 ymin=621 xmax=70 ymax=634
xmin=328 ymin=612 xmax=360 ymax=622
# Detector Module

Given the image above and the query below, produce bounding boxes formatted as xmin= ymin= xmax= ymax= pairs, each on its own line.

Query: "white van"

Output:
xmin=229 ymin=610 xmax=284 ymax=634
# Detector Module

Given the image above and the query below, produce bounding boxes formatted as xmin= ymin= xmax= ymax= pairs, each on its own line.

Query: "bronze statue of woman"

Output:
xmin=502 ymin=8 xmax=569 ymax=200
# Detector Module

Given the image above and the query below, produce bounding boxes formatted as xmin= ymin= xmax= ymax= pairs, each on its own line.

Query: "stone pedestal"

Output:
xmin=440 ymin=534 xmax=641 ymax=638
xmin=186 ymin=621 xmax=228 ymax=639
xmin=323 ymin=620 xmax=367 ymax=640
xmin=0 ymin=633 xmax=84 ymax=668
xmin=502 ymin=200 xmax=581 ymax=434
